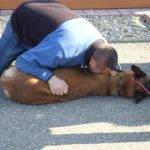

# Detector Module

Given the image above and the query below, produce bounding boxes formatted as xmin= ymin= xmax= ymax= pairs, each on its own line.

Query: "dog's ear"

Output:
xmin=134 ymin=91 xmax=146 ymax=104
xmin=131 ymin=65 xmax=146 ymax=78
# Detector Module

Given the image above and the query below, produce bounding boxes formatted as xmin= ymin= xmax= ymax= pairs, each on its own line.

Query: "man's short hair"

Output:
xmin=86 ymin=40 xmax=118 ymax=70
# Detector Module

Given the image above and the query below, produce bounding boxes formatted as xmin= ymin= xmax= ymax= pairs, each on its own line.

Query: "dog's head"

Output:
xmin=131 ymin=65 xmax=150 ymax=103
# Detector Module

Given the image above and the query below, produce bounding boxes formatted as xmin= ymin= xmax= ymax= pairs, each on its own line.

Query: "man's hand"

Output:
xmin=48 ymin=75 xmax=68 ymax=95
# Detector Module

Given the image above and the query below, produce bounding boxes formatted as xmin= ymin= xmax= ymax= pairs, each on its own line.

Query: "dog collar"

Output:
xmin=131 ymin=78 xmax=150 ymax=95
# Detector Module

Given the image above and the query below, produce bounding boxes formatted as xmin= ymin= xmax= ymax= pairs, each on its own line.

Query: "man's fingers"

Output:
xmin=64 ymin=83 xmax=68 ymax=94
xmin=64 ymin=87 xmax=68 ymax=94
xmin=52 ymin=88 xmax=65 ymax=95
xmin=48 ymin=77 xmax=69 ymax=95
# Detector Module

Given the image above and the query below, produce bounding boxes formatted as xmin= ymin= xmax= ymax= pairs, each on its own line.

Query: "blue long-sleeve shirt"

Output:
xmin=16 ymin=18 xmax=107 ymax=82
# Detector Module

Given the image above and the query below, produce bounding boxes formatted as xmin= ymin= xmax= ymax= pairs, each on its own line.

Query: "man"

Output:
xmin=0 ymin=0 xmax=119 ymax=96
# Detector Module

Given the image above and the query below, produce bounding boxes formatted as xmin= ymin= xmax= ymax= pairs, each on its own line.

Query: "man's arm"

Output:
xmin=16 ymin=56 xmax=68 ymax=95
xmin=16 ymin=38 xmax=62 ymax=81
xmin=15 ymin=38 xmax=68 ymax=95
xmin=16 ymin=57 xmax=53 ymax=81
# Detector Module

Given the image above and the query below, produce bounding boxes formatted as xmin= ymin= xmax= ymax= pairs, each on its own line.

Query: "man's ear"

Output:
xmin=131 ymin=65 xmax=146 ymax=78
xmin=89 ymin=56 xmax=96 ymax=66
xmin=134 ymin=91 xmax=145 ymax=104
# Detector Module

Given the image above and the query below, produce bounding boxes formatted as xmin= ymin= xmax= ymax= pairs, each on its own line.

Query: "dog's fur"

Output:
xmin=0 ymin=65 xmax=149 ymax=104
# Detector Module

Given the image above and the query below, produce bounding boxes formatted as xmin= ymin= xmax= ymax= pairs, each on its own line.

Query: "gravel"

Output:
xmin=0 ymin=11 xmax=150 ymax=42
xmin=86 ymin=15 xmax=150 ymax=42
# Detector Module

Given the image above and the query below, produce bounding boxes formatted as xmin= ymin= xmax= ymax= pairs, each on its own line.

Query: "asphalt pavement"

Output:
xmin=0 ymin=11 xmax=150 ymax=150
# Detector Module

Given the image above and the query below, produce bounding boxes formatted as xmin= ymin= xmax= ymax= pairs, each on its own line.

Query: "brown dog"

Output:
xmin=0 ymin=65 xmax=149 ymax=104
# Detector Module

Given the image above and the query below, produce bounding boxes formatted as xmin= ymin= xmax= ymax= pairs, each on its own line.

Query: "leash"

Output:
xmin=131 ymin=79 xmax=150 ymax=95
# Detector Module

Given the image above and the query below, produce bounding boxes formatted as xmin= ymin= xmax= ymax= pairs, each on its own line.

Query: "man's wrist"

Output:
xmin=48 ymin=75 xmax=56 ymax=83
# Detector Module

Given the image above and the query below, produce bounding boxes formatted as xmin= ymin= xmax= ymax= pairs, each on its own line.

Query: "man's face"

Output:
xmin=88 ymin=56 xmax=111 ymax=74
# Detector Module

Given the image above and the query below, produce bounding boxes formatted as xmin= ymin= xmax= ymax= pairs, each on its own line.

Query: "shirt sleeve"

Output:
xmin=16 ymin=38 xmax=63 ymax=82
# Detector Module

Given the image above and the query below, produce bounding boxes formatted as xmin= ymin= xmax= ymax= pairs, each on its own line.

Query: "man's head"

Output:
xmin=87 ymin=42 xmax=118 ymax=74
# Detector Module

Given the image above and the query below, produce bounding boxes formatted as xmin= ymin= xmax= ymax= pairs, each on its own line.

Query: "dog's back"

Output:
xmin=0 ymin=67 xmax=99 ymax=104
